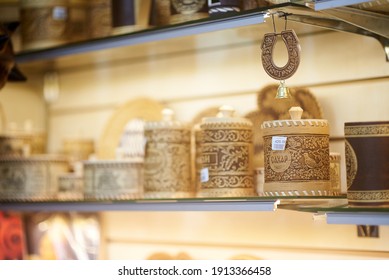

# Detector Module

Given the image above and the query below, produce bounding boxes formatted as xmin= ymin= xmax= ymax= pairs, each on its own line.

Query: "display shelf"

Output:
xmin=13 ymin=1 xmax=389 ymax=73
xmin=14 ymin=10 xmax=265 ymax=64
xmin=0 ymin=198 xmax=280 ymax=212
xmin=0 ymin=196 xmax=350 ymax=212
xmin=1 ymin=196 xmax=388 ymax=225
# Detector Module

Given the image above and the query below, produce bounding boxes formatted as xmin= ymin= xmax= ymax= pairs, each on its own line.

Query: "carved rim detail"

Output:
xmin=348 ymin=190 xmax=389 ymax=202
xmin=345 ymin=123 xmax=389 ymax=137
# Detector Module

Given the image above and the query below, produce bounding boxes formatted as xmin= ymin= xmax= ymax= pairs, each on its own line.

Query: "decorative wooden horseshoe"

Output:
xmin=261 ymin=29 xmax=301 ymax=80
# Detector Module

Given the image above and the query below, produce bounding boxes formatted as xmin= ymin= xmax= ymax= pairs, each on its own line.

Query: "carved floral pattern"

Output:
xmin=144 ymin=129 xmax=193 ymax=197
xmin=348 ymin=190 xmax=389 ymax=201
xmin=84 ymin=161 xmax=143 ymax=200
xmin=202 ymin=175 xmax=253 ymax=190
xmin=264 ymin=135 xmax=330 ymax=182
xmin=345 ymin=123 xmax=389 ymax=137
xmin=145 ymin=129 xmax=191 ymax=143
xmin=202 ymin=129 xmax=252 ymax=143
xmin=171 ymin=0 xmax=206 ymax=14
xmin=200 ymin=128 xmax=254 ymax=195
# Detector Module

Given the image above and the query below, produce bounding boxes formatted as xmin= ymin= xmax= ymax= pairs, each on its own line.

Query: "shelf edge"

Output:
xmin=0 ymin=199 xmax=279 ymax=212
xmin=325 ymin=212 xmax=389 ymax=225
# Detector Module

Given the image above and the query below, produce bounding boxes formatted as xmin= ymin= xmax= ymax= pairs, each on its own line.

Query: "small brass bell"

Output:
xmin=275 ymin=80 xmax=291 ymax=99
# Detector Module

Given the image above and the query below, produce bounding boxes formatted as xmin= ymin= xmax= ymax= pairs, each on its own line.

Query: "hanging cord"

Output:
xmin=271 ymin=13 xmax=277 ymax=34
xmin=271 ymin=12 xmax=288 ymax=34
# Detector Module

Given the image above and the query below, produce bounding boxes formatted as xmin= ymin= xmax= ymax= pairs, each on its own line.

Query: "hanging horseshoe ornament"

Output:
xmin=261 ymin=30 xmax=301 ymax=80
xmin=261 ymin=28 xmax=301 ymax=99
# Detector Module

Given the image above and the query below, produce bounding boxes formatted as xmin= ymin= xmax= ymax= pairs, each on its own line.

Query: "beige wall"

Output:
xmin=0 ymin=74 xmax=46 ymax=134
xmin=2 ymin=20 xmax=389 ymax=259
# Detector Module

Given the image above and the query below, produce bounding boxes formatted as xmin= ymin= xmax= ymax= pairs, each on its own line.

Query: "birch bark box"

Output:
xmin=20 ymin=0 xmax=69 ymax=50
xmin=0 ymin=155 xmax=69 ymax=201
xmin=198 ymin=105 xmax=255 ymax=197
xmin=144 ymin=109 xmax=193 ymax=198
xmin=261 ymin=107 xmax=330 ymax=196
xmin=83 ymin=159 xmax=143 ymax=200
xmin=345 ymin=121 xmax=389 ymax=206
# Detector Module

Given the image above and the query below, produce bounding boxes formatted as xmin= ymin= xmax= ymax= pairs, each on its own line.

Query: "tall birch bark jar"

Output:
xmin=198 ymin=106 xmax=255 ymax=197
xmin=144 ymin=109 xmax=193 ymax=198
xmin=345 ymin=121 xmax=389 ymax=206
xmin=261 ymin=107 xmax=330 ymax=196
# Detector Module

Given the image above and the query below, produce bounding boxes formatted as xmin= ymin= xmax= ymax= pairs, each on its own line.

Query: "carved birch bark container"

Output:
xmin=208 ymin=0 xmax=240 ymax=16
xmin=345 ymin=121 xmax=389 ymax=206
xmin=198 ymin=106 xmax=255 ymax=197
xmin=0 ymin=135 xmax=31 ymax=157
xmin=58 ymin=173 xmax=84 ymax=201
xmin=88 ymin=0 xmax=112 ymax=38
xmin=0 ymin=133 xmax=46 ymax=157
xmin=144 ymin=109 xmax=193 ymax=198
xmin=0 ymin=155 xmax=69 ymax=201
xmin=68 ymin=0 xmax=89 ymax=43
xmin=20 ymin=0 xmax=69 ymax=50
xmin=83 ymin=159 xmax=143 ymax=200
xmin=262 ymin=107 xmax=330 ymax=196
xmin=169 ymin=0 xmax=208 ymax=24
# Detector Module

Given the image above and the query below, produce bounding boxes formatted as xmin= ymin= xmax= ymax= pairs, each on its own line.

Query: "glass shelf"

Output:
xmin=0 ymin=195 xmax=350 ymax=212
xmin=323 ymin=212 xmax=389 ymax=225
xmin=13 ymin=1 xmax=389 ymax=73
xmin=1 ymin=196 xmax=388 ymax=225
xmin=0 ymin=196 xmax=352 ymax=212
xmin=0 ymin=197 xmax=280 ymax=212
xmin=14 ymin=4 xmax=273 ymax=73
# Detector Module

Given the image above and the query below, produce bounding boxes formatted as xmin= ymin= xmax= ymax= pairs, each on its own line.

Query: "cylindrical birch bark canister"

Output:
xmin=169 ymin=0 xmax=209 ymax=24
xmin=20 ymin=0 xmax=69 ymax=50
xmin=88 ymin=0 xmax=112 ymax=39
xmin=241 ymin=0 xmax=270 ymax=11
xmin=152 ymin=0 xmax=171 ymax=26
xmin=0 ymin=155 xmax=69 ymax=202
xmin=345 ymin=121 xmax=389 ymax=206
xmin=0 ymin=133 xmax=47 ymax=157
xmin=0 ymin=134 xmax=32 ymax=157
xmin=261 ymin=107 xmax=330 ymax=196
xmin=68 ymin=0 xmax=89 ymax=43
xmin=144 ymin=109 xmax=193 ymax=198
xmin=198 ymin=105 xmax=255 ymax=197
xmin=83 ymin=159 xmax=143 ymax=200
xmin=208 ymin=0 xmax=240 ymax=16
